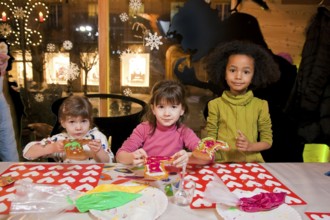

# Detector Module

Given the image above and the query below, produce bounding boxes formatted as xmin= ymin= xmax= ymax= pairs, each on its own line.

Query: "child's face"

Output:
xmin=60 ymin=116 xmax=91 ymax=139
xmin=225 ymin=54 xmax=254 ymax=96
xmin=151 ymin=100 xmax=184 ymax=127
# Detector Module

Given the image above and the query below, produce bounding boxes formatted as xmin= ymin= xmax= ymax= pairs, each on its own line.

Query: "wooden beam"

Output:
xmin=98 ymin=0 xmax=110 ymax=116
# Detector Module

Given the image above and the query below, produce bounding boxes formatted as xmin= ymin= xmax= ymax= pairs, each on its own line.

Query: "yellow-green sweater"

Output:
xmin=206 ymin=90 xmax=272 ymax=162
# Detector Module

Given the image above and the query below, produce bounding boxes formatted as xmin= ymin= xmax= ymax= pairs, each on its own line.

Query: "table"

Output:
xmin=0 ymin=162 xmax=329 ymax=220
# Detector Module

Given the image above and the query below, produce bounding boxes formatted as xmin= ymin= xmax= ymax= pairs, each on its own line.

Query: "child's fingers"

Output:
xmin=133 ymin=149 xmax=147 ymax=160
xmin=237 ymin=130 xmax=244 ymax=137
xmin=133 ymin=158 xmax=144 ymax=166
xmin=173 ymin=151 xmax=188 ymax=167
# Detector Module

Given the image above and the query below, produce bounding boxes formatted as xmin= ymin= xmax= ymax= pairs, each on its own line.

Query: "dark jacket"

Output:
xmin=286 ymin=6 xmax=330 ymax=145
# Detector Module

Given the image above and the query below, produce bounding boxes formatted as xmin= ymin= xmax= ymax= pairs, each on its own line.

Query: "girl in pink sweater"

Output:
xmin=116 ymin=80 xmax=208 ymax=167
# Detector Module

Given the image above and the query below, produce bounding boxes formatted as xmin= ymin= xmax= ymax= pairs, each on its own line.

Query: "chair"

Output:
xmin=50 ymin=94 xmax=146 ymax=155
xmin=20 ymin=86 xmax=63 ymax=147
xmin=303 ymin=144 xmax=330 ymax=162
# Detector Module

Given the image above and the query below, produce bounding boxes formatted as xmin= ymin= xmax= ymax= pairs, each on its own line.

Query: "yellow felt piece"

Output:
xmin=86 ymin=184 xmax=148 ymax=194
xmin=303 ymin=144 xmax=329 ymax=162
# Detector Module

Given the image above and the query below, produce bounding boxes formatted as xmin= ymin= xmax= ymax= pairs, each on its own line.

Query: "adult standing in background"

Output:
xmin=0 ymin=38 xmax=19 ymax=161
xmin=286 ymin=6 xmax=330 ymax=147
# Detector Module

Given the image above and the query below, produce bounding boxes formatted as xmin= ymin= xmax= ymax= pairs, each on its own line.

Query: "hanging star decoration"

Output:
xmin=13 ymin=7 xmax=26 ymax=19
xmin=0 ymin=24 xmax=12 ymax=37
xmin=145 ymin=32 xmax=163 ymax=50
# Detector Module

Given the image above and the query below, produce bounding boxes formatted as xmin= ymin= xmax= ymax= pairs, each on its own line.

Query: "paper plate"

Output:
xmin=216 ymin=203 xmax=302 ymax=220
xmin=90 ymin=186 xmax=168 ymax=220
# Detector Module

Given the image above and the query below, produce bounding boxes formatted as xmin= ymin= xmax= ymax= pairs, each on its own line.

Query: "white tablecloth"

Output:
xmin=0 ymin=162 xmax=329 ymax=220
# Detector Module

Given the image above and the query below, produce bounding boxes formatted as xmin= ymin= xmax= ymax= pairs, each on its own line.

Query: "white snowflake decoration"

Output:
xmin=0 ymin=24 xmax=12 ymax=37
xmin=13 ymin=7 xmax=26 ymax=19
xmin=47 ymin=43 xmax=56 ymax=52
xmin=34 ymin=93 xmax=44 ymax=103
xmin=119 ymin=12 xmax=129 ymax=22
xmin=129 ymin=0 xmax=142 ymax=11
xmin=119 ymin=48 xmax=133 ymax=59
xmin=63 ymin=40 xmax=73 ymax=50
xmin=123 ymin=88 xmax=132 ymax=97
xmin=64 ymin=62 xmax=80 ymax=81
xmin=145 ymin=32 xmax=163 ymax=50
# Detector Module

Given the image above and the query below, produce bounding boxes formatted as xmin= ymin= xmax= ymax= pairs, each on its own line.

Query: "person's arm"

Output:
xmin=116 ymin=151 xmax=135 ymax=164
xmin=180 ymin=127 xmax=213 ymax=165
xmin=236 ymin=130 xmax=271 ymax=152
xmin=88 ymin=130 xmax=113 ymax=163
xmin=206 ymin=99 xmax=220 ymax=139
xmin=256 ymin=100 xmax=272 ymax=151
xmin=115 ymin=123 xmax=147 ymax=164
xmin=116 ymin=149 xmax=147 ymax=165
xmin=88 ymin=139 xmax=111 ymax=163
xmin=188 ymin=153 xmax=212 ymax=165
xmin=23 ymin=141 xmax=64 ymax=160
xmin=236 ymin=101 xmax=272 ymax=152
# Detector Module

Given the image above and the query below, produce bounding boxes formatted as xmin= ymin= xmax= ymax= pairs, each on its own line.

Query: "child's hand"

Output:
xmin=51 ymin=141 xmax=65 ymax=153
xmin=87 ymin=139 xmax=103 ymax=153
xmin=236 ymin=130 xmax=250 ymax=151
xmin=132 ymin=149 xmax=147 ymax=166
xmin=172 ymin=150 xmax=189 ymax=168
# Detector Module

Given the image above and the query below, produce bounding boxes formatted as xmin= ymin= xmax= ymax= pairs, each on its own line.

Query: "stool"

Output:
xmin=303 ymin=144 xmax=329 ymax=162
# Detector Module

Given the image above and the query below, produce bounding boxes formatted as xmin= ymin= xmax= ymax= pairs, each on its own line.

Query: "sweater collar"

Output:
xmin=156 ymin=121 xmax=177 ymax=131
xmin=222 ymin=90 xmax=254 ymax=106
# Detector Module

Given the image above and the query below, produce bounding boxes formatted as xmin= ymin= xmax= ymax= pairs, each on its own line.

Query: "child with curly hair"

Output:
xmin=205 ymin=40 xmax=280 ymax=162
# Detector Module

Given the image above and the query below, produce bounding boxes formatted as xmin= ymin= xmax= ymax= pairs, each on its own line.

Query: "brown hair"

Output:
xmin=144 ymin=80 xmax=189 ymax=134
xmin=58 ymin=95 xmax=93 ymax=126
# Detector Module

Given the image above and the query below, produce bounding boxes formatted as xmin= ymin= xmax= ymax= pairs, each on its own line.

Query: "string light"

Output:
xmin=0 ymin=0 xmax=49 ymax=46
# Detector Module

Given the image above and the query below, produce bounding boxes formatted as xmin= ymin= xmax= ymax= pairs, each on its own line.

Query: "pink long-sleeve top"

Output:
xmin=117 ymin=122 xmax=200 ymax=157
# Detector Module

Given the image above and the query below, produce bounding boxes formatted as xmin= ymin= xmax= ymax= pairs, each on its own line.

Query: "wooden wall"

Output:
xmin=239 ymin=0 xmax=319 ymax=66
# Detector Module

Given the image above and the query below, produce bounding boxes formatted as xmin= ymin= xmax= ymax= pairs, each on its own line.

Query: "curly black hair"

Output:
xmin=205 ymin=40 xmax=280 ymax=92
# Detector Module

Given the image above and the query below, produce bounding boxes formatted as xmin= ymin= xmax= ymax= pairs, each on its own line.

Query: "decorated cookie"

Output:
xmin=192 ymin=137 xmax=229 ymax=160
xmin=64 ymin=139 xmax=89 ymax=160
xmin=144 ymin=156 xmax=173 ymax=180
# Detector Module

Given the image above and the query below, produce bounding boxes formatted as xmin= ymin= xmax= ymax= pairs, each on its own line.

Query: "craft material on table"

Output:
xmin=216 ymin=203 xmax=302 ymax=220
xmin=185 ymin=163 xmax=306 ymax=209
xmin=89 ymin=186 xmax=168 ymax=220
xmin=0 ymin=163 xmax=104 ymax=214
